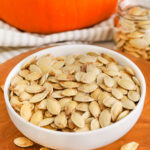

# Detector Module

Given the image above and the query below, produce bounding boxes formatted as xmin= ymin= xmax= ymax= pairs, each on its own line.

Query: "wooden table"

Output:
xmin=0 ymin=46 xmax=150 ymax=150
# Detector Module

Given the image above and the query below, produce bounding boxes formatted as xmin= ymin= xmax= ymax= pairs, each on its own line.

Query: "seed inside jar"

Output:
xmin=115 ymin=6 xmax=150 ymax=60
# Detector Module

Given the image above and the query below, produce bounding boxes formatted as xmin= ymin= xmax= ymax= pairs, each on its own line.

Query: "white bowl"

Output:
xmin=4 ymin=45 xmax=146 ymax=150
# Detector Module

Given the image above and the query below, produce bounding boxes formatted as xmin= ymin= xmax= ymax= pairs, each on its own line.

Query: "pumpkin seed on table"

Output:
xmin=14 ymin=137 xmax=34 ymax=148
xmin=120 ymin=141 xmax=139 ymax=150
xmin=9 ymin=52 xmax=141 ymax=133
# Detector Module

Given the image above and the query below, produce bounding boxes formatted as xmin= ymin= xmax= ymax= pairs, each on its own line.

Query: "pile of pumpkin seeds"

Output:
xmin=9 ymin=52 xmax=141 ymax=132
xmin=13 ymin=136 xmax=139 ymax=150
xmin=115 ymin=6 xmax=150 ymax=60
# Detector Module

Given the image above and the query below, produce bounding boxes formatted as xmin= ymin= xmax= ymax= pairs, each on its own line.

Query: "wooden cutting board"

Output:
xmin=0 ymin=46 xmax=150 ymax=150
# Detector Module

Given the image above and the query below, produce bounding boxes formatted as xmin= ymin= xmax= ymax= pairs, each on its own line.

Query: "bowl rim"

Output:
xmin=4 ymin=44 xmax=146 ymax=136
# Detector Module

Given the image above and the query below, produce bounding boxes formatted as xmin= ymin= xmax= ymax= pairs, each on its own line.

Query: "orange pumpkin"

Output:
xmin=0 ymin=0 xmax=118 ymax=34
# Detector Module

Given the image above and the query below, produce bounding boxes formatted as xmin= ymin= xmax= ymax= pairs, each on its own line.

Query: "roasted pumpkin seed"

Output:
xmin=54 ymin=112 xmax=67 ymax=128
xmin=89 ymin=101 xmax=101 ymax=118
xmin=99 ymin=109 xmax=111 ymax=127
xmin=47 ymin=97 xmax=61 ymax=115
xmin=120 ymin=141 xmax=139 ymax=150
xmin=14 ymin=137 xmax=34 ymax=148
xmin=30 ymin=91 xmax=49 ymax=103
xmin=71 ymin=112 xmax=85 ymax=128
xmin=38 ymin=118 xmax=54 ymax=127
xmin=90 ymin=119 xmax=100 ymax=130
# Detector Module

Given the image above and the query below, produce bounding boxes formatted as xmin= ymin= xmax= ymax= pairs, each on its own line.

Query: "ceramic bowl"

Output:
xmin=4 ymin=45 xmax=146 ymax=150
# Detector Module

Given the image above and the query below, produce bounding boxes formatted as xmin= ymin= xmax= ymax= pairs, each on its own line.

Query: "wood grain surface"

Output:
xmin=0 ymin=46 xmax=150 ymax=150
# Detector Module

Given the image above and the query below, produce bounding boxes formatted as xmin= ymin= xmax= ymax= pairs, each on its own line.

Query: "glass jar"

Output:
xmin=114 ymin=0 xmax=150 ymax=60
